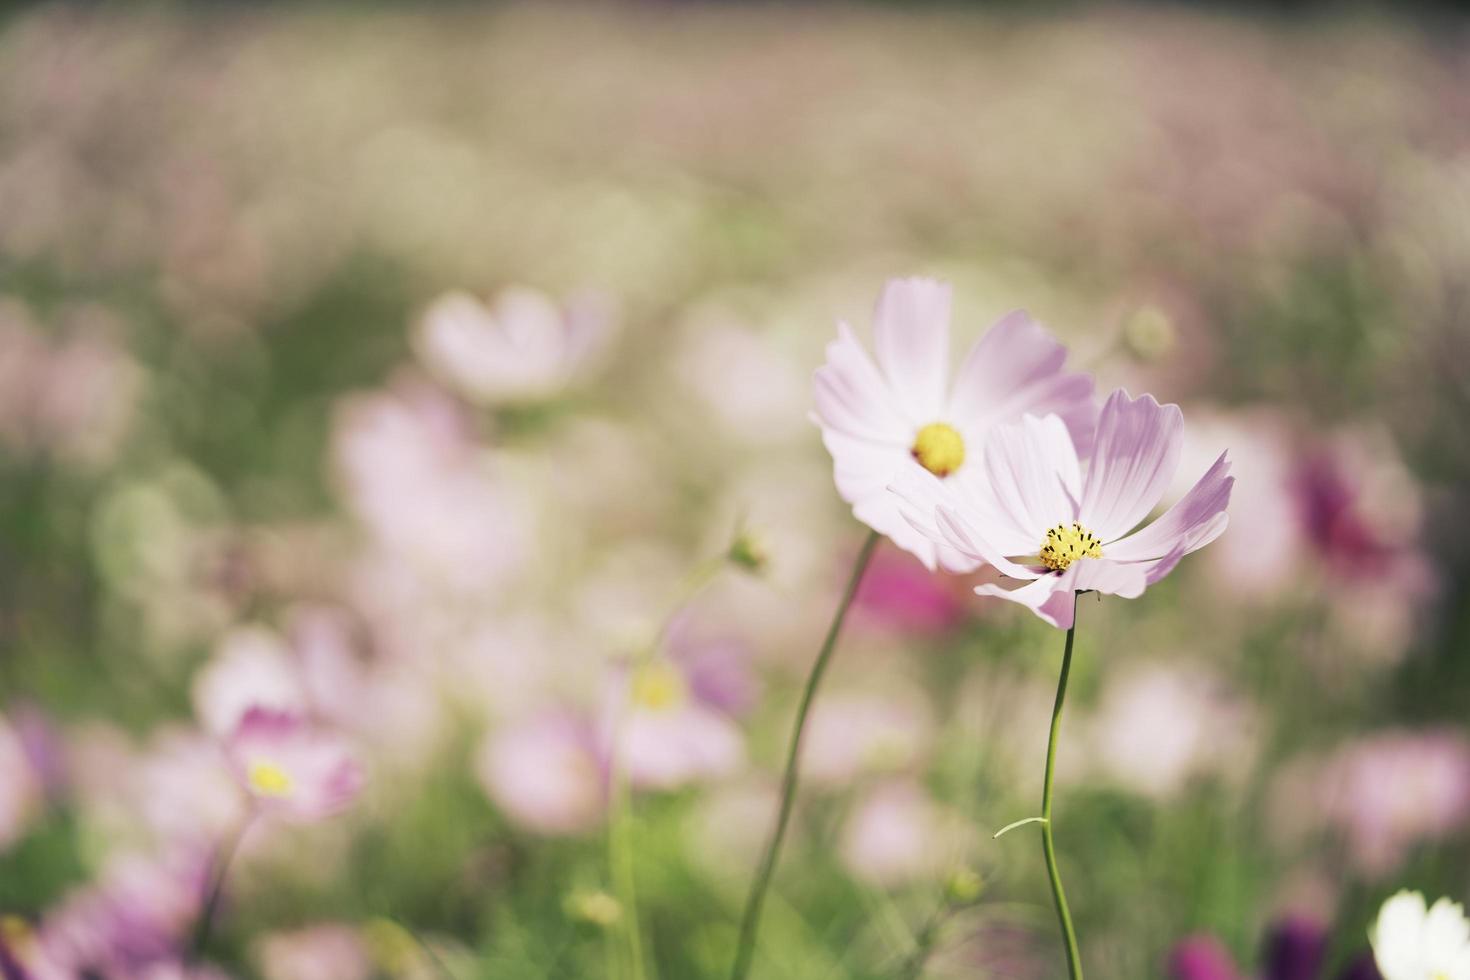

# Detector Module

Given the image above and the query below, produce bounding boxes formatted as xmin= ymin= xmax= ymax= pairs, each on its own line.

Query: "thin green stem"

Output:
xmin=608 ymin=706 xmax=649 ymax=980
xmin=191 ymin=815 xmax=252 ymax=960
xmin=1040 ymin=594 xmax=1083 ymax=979
xmin=729 ymin=530 xmax=880 ymax=980
xmin=895 ymin=900 xmax=948 ymax=980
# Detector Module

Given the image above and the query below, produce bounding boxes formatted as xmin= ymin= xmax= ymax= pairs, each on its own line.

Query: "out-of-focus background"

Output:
xmin=1 ymin=3 xmax=1468 ymax=978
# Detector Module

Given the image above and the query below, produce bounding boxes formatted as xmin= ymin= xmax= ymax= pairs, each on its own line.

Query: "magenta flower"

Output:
xmin=813 ymin=277 xmax=1094 ymax=570
xmin=896 ymin=389 xmax=1233 ymax=629
xmin=224 ymin=709 xmax=364 ymax=822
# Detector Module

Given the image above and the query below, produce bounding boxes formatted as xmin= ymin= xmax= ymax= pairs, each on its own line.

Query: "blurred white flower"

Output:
xmin=1370 ymin=890 xmax=1470 ymax=980
xmin=413 ymin=287 xmax=616 ymax=404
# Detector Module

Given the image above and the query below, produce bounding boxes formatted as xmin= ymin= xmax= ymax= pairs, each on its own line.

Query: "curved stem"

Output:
xmin=1040 ymin=594 xmax=1083 ymax=979
xmin=729 ymin=530 xmax=880 ymax=980
xmin=191 ymin=815 xmax=252 ymax=960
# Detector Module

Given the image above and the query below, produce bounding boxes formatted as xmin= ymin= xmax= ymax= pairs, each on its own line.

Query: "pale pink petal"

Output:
xmin=949 ymin=310 xmax=1097 ymax=454
xmin=823 ymin=426 xmax=907 ymax=506
xmin=936 ymin=506 xmax=1041 ymax=581
xmin=973 ymin=557 xmax=1159 ymax=629
xmin=888 ymin=466 xmax=986 ymax=573
xmin=981 ymin=414 xmax=1082 ymax=543
xmin=812 ymin=323 xmax=911 ymax=444
xmin=1080 ymin=390 xmax=1185 ymax=542
xmin=1106 ymin=452 xmax=1234 ymax=562
xmin=871 ymin=278 xmax=952 ymax=424
xmin=855 ymin=486 xmax=942 ymax=571
xmin=974 ymin=573 xmax=1081 ymax=629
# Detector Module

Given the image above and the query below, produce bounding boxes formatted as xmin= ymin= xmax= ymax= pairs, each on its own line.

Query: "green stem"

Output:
xmin=895 ymin=900 xmax=947 ymax=980
xmin=191 ymin=815 xmax=251 ymax=960
xmin=729 ymin=530 xmax=880 ymax=980
xmin=1041 ymin=594 xmax=1083 ymax=979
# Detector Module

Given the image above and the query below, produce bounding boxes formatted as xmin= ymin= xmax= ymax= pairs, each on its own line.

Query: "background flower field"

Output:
xmin=1 ymin=4 xmax=1468 ymax=978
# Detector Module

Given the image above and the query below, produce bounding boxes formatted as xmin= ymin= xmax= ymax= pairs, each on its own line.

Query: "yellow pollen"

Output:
xmin=1039 ymin=522 xmax=1103 ymax=572
xmin=911 ymin=422 xmax=965 ymax=477
xmin=631 ymin=661 xmax=685 ymax=711
xmin=247 ymin=760 xmax=294 ymax=798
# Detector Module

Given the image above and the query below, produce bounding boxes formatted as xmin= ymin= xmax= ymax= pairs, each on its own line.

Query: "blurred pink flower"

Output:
xmin=839 ymin=779 xmax=966 ymax=888
xmin=1174 ymin=410 xmax=1303 ymax=599
xmin=256 ymin=923 xmax=372 ymax=980
xmin=1316 ymin=730 xmax=1470 ymax=877
xmin=0 ymin=299 xmax=141 ymax=469
xmin=192 ymin=625 xmax=308 ymax=737
xmin=604 ymin=659 xmax=744 ymax=792
xmin=814 ymin=277 xmax=1095 ymax=571
xmin=0 ymin=712 xmax=41 ymax=851
xmin=225 ymin=709 xmax=364 ymax=823
xmin=333 ymin=381 xmax=531 ymax=595
xmin=1088 ymin=662 xmax=1256 ymax=800
xmin=897 ymin=389 xmax=1232 ymax=629
xmin=476 ymin=711 xmax=606 ymax=836
xmin=412 ymin=286 xmax=616 ymax=404
xmin=135 ymin=727 xmax=245 ymax=848
xmin=10 ymin=702 xmax=67 ymax=803
xmin=40 ymin=849 xmax=205 ymax=978
xmin=1168 ymin=935 xmax=1243 ymax=980
xmin=852 ymin=542 xmax=967 ymax=634
xmin=801 ymin=690 xmax=932 ymax=788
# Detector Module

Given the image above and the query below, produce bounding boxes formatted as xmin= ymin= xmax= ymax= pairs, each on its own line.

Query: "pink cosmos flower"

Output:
xmin=256 ymin=923 xmax=372 ymax=980
xmin=852 ymin=541 xmax=967 ymax=635
xmin=604 ymin=658 xmax=745 ymax=792
xmin=0 ymin=712 xmax=40 ymax=851
xmin=476 ymin=711 xmax=606 ymax=836
xmin=40 ymin=849 xmax=206 ymax=978
xmin=838 ymin=779 xmax=969 ymax=888
xmin=224 ymin=709 xmax=364 ymax=823
xmin=895 ymin=389 xmax=1233 ymax=629
xmin=814 ymin=277 xmax=1095 ymax=570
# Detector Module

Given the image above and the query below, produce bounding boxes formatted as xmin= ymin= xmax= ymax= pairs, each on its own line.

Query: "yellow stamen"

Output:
xmin=248 ymin=760 xmax=294 ymax=798
xmin=631 ymin=661 xmax=685 ymax=711
xmin=1039 ymin=522 xmax=1103 ymax=572
xmin=911 ymin=422 xmax=965 ymax=477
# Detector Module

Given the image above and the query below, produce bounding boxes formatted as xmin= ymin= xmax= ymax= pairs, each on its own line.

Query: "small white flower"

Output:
xmin=1370 ymin=890 xmax=1470 ymax=980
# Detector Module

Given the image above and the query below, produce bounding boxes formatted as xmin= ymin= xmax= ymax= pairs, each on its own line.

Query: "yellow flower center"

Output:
xmin=247 ymin=760 xmax=295 ymax=798
xmin=631 ymin=661 xmax=685 ymax=711
xmin=911 ymin=422 xmax=965 ymax=477
xmin=1039 ymin=522 xmax=1103 ymax=572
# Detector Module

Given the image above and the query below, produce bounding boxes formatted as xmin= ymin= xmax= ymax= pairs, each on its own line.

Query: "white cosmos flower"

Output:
xmin=1370 ymin=890 xmax=1470 ymax=980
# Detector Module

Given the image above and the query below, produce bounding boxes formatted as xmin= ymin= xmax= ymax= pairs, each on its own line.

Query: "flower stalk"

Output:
xmin=729 ymin=530 xmax=880 ymax=980
xmin=1040 ymin=592 xmax=1083 ymax=979
xmin=191 ymin=815 xmax=251 ymax=960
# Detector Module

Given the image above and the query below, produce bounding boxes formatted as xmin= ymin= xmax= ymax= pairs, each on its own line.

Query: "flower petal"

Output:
xmin=872 ymin=278 xmax=952 ymax=424
xmin=950 ymin=310 xmax=1097 ymax=455
xmin=981 ymin=413 xmax=1082 ymax=543
xmin=972 ymin=555 xmax=1166 ymax=629
xmin=813 ymin=322 xmax=912 ymax=444
xmin=1080 ymin=390 xmax=1185 ymax=542
xmin=887 ymin=466 xmax=982 ymax=573
xmin=1105 ymin=452 xmax=1233 ymax=563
